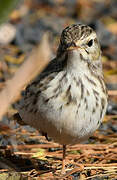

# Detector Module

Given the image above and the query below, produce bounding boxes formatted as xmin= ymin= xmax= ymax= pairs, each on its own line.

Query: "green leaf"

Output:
xmin=0 ymin=0 xmax=20 ymax=25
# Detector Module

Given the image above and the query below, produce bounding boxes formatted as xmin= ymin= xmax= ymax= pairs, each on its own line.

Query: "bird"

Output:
xmin=16 ymin=24 xmax=108 ymax=173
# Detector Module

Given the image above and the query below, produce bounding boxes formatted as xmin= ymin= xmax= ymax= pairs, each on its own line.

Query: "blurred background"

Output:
xmin=0 ymin=0 xmax=117 ymax=179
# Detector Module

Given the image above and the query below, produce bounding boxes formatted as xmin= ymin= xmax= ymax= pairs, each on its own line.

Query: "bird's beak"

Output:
xmin=67 ymin=45 xmax=80 ymax=51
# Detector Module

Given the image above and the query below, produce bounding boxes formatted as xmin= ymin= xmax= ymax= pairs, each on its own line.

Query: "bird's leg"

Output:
xmin=61 ymin=144 xmax=66 ymax=174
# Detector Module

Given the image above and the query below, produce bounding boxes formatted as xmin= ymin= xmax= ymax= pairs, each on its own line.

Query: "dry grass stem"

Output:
xmin=108 ymin=90 xmax=117 ymax=96
xmin=0 ymin=34 xmax=51 ymax=120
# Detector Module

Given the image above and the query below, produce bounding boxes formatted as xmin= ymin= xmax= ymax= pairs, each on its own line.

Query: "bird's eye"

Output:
xmin=87 ymin=39 xmax=93 ymax=47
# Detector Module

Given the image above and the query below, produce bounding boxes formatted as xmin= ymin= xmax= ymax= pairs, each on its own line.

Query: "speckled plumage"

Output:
xmin=17 ymin=24 xmax=108 ymax=146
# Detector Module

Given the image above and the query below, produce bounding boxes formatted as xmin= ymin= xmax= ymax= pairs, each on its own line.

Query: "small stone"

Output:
xmin=0 ymin=23 xmax=16 ymax=45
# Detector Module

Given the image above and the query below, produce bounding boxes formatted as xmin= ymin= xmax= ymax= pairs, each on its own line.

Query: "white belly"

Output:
xmin=19 ymin=71 xmax=107 ymax=145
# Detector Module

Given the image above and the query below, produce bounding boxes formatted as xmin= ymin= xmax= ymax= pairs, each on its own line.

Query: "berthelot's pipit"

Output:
xmin=16 ymin=24 xmax=108 ymax=173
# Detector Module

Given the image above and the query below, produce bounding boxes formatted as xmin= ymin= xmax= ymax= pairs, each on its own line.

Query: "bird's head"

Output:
xmin=57 ymin=24 xmax=101 ymax=65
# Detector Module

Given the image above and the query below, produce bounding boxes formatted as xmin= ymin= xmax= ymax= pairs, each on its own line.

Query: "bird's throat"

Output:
xmin=66 ymin=51 xmax=88 ymax=74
